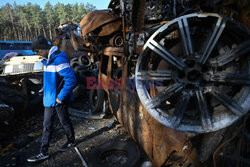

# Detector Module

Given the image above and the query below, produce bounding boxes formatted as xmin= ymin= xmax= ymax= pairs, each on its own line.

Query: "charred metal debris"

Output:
xmin=0 ymin=0 xmax=250 ymax=166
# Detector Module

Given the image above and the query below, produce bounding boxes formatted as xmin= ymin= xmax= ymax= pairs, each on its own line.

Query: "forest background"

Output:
xmin=0 ymin=2 xmax=96 ymax=41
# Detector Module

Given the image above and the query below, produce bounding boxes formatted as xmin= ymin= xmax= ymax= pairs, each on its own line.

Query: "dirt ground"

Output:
xmin=0 ymin=97 xmax=148 ymax=167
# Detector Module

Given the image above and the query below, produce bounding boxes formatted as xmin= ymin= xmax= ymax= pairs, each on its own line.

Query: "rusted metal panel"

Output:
xmin=117 ymin=89 xmax=201 ymax=166
xmin=80 ymin=10 xmax=120 ymax=37
xmin=132 ymin=0 xmax=146 ymax=32
xmin=107 ymin=53 xmax=113 ymax=78
xmin=103 ymin=47 xmax=124 ymax=56
xmin=108 ymin=61 xmax=200 ymax=167
xmin=60 ymin=39 xmax=76 ymax=59
xmin=98 ymin=20 xmax=122 ymax=37
xmin=70 ymin=33 xmax=82 ymax=51
xmin=100 ymin=48 xmax=200 ymax=166
xmin=51 ymin=38 xmax=76 ymax=59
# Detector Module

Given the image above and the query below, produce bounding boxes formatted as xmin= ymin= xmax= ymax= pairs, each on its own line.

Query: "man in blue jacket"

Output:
xmin=27 ymin=35 xmax=77 ymax=162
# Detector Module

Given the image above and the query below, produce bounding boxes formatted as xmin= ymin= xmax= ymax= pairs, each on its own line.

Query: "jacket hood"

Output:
xmin=47 ymin=46 xmax=58 ymax=62
xmin=43 ymin=46 xmax=67 ymax=65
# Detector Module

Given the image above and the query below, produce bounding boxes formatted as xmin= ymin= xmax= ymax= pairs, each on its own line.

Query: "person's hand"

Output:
xmin=56 ymin=98 xmax=62 ymax=104
xmin=38 ymin=89 xmax=43 ymax=95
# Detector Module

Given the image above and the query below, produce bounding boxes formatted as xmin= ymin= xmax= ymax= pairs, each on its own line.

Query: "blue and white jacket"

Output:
xmin=41 ymin=46 xmax=77 ymax=107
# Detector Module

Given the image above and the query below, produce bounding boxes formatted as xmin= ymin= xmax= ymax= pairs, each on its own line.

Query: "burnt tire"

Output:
xmin=0 ymin=104 xmax=14 ymax=122
xmin=70 ymin=57 xmax=78 ymax=63
xmin=113 ymin=67 xmax=123 ymax=79
xmin=89 ymin=88 xmax=104 ymax=114
xmin=70 ymin=57 xmax=79 ymax=65
xmin=74 ymin=65 xmax=88 ymax=72
xmin=87 ymin=141 xmax=140 ymax=167
xmin=109 ymin=33 xmax=124 ymax=47
xmin=77 ymin=72 xmax=87 ymax=85
xmin=109 ymin=67 xmax=123 ymax=114
xmin=78 ymin=54 xmax=91 ymax=67
xmin=70 ymin=58 xmax=81 ymax=70
xmin=73 ymin=84 xmax=86 ymax=99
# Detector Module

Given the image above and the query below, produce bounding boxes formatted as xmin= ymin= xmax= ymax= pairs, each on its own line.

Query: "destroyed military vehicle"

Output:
xmin=57 ymin=0 xmax=250 ymax=166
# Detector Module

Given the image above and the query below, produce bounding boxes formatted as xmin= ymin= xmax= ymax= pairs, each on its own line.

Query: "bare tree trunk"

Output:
xmin=21 ymin=26 xmax=24 ymax=41
xmin=20 ymin=30 xmax=23 ymax=41
xmin=21 ymin=29 xmax=23 ymax=41
xmin=25 ymin=17 xmax=32 ymax=37
xmin=53 ymin=28 xmax=56 ymax=39
xmin=24 ymin=27 xmax=26 ymax=41
xmin=8 ymin=8 xmax=18 ymax=40
xmin=4 ymin=28 xmax=6 ymax=41
xmin=27 ymin=31 xmax=29 ymax=41
xmin=42 ymin=25 xmax=46 ymax=38
xmin=17 ymin=27 xmax=20 ymax=41
xmin=16 ymin=28 xmax=19 ymax=40
xmin=49 ymin=25 xmax=52 ymax=40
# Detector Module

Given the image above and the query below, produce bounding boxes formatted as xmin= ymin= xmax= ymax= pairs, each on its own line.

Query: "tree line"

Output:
xmin=0 ymin=2 xmax=95 ymax=41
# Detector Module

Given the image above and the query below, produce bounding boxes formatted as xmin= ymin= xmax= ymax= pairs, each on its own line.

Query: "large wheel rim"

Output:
xmin=135 ymin=13 xmax=250 ymax=133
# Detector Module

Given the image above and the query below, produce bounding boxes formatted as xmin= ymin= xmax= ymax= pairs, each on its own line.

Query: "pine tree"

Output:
xmin=44 ymin=2 xmax=56 ymax=40
xmin=0 ymin=2 xmax=96 ymax=41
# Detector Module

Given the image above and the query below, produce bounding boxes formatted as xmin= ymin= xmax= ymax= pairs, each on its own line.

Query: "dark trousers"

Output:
xmin=40 ymin=103 xmax=75 ymax=154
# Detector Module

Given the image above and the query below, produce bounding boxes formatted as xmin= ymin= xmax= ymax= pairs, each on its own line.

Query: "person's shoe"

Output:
xmin=27 ymin=153 xmax=49 ymax=162
xmin=59 ymin=141 xmax=76 ymax=152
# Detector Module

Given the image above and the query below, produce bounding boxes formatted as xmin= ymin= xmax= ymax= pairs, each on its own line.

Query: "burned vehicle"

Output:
xmin=52 ymin=22 xmax=111 ymax=118
xmin=0 ymin=55 xmax=44 ymax=144
xmin=69 ymin=0 xmax=250 ymax=166
xmin=0 ymin=55 xmax=43 ymax=76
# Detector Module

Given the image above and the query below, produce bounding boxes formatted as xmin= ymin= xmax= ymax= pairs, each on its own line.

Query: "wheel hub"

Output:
xmin=187 ymin=69 xmax=201 ymax=81
xmin=176 ymin=60 xmax=203 ymax=87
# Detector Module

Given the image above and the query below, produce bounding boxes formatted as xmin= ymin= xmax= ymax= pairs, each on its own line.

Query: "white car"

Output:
xmin=0 ymin=55 xmax=43 ymax=76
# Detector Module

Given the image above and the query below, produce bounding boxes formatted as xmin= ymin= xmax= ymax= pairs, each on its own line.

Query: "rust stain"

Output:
xmin=98 ymin=20 xmax=122 ymax=37
xmin=80 ymin=10 xmax=120 ymax=37
xmin=111 ymin=56 xmax=201 ymax=167
xmin=103 ymin=47 xmax=124 ymax=57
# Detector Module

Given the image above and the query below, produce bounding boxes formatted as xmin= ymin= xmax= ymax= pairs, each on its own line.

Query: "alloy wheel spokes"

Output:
xmin=204 ymin=72 xmax=250 ymax=85
xmin=136 ymin=70 xmax=172 ymax=80
xmin=171 ymin=92 xmax=191 ymax=128
xmin=178 ymin=18 xmax=194 ymax=57
xmin=144 ymin=83 xmax=184 ymax=109
xmin=135 ymin=13 xmax=249 ymax=133
xmin=195 ymin=90 xmax=213 ymax=129
xmin=207 ymin=86 xmax=245 ymax=116
xmin=200 ymin=17 xmax=226 ymax=64
xmin=209 ymin=40 xmax=250 ymax=67
xmin=146 ymin=39 xmax=186 ymax=70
